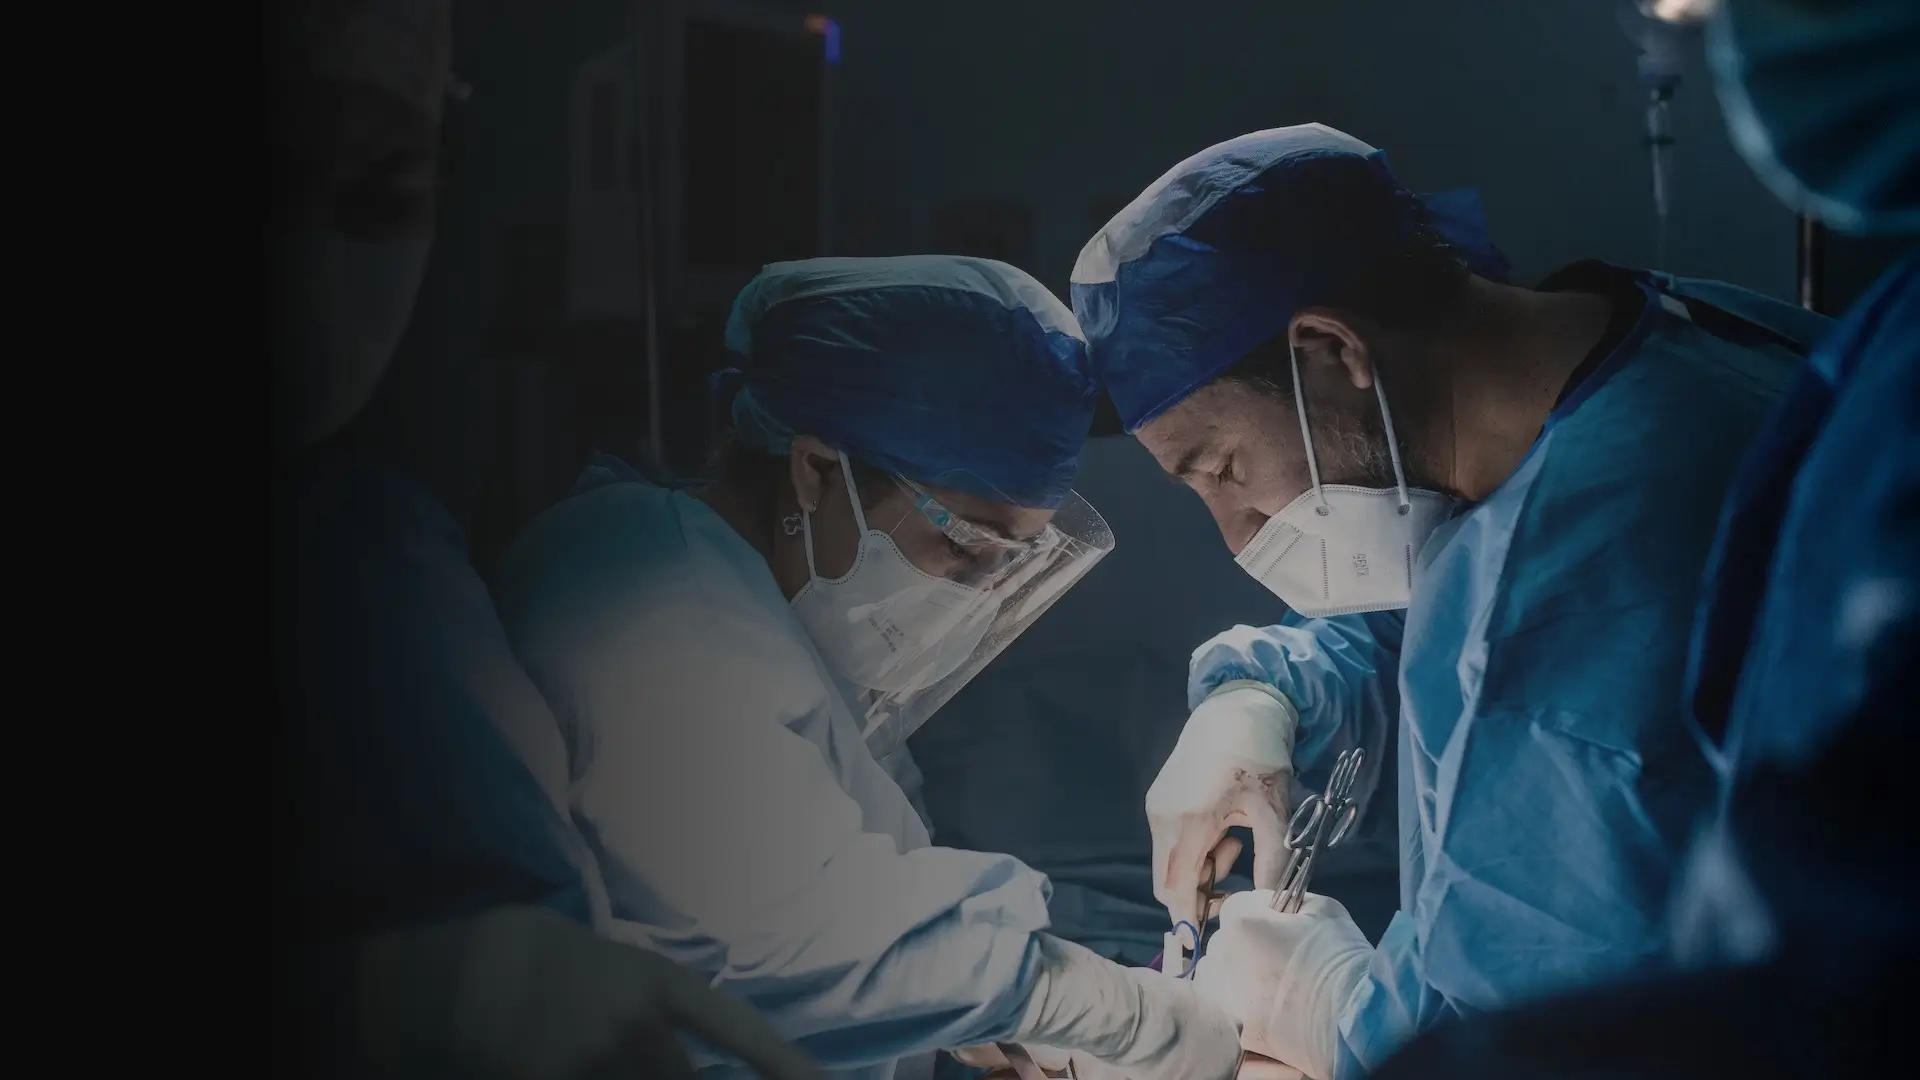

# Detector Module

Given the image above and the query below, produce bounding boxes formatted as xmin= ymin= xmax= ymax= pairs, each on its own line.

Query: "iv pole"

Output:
xmin=1797 ymin=215 xmax=1827 ymax=314
xmin=1621 ymin=3 xmax=1828 ymax=315
xmin=630 ymin=1 xmax=670 ymax=473
xmin=1620 ymin=2 xmax=1693 ymax=271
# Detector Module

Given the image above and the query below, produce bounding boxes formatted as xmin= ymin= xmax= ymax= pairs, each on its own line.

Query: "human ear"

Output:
xmin=1290 ymin=309 xmax=1375 ymax=391
xmin=787 ymin=434 xmax=840 ymax=514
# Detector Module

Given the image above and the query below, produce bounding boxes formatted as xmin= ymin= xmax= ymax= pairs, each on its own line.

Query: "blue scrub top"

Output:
xmin=1356 ymin=255 xmax=1918 ymax=1080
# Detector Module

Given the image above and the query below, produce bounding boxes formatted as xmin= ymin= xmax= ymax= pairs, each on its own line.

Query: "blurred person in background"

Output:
xmin=269 ymin=2 xmax=822 ymax=1076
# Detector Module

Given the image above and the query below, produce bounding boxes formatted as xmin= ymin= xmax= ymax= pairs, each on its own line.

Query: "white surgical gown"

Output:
xmin=1186 ymin=270 xmax=1825 ymax=1077
xmin=491 ymin=460 xmax=1053 ymax=1080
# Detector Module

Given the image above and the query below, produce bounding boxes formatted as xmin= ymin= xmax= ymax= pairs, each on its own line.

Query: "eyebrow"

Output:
xmin=961 ymin=515 xmax=1026 ymax=543
xmin=1171 ymin=445 xmax=1213 ymax=483
xmin=904 ymin=482 xmax=1028 ymax=543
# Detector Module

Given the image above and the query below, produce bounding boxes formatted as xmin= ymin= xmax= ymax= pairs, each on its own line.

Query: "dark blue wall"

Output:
xmin=823 ymin=0 xmax=1795 ymax=295
xmin=385 ymin=0 xmax=1803 ymax=548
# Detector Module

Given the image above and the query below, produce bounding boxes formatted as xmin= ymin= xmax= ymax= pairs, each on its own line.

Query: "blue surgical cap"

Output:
xmin=1708 ymin=0 xmax=1920 ymax=235
xmin=714 ymin=255 xmax=1097 ymax=510
xmin=1070 ymin=124 xmax=1512 ymax=433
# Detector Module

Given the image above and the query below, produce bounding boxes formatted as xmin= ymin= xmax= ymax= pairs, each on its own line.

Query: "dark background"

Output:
xmin=364 ymin=0 xmax=1906 ymax=574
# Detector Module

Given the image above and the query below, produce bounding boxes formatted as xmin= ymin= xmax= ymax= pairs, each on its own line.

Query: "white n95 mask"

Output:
xmin=792 ymin=452 xmax=989 ymax=694
xmin=1235 ymin=345 xmax=1454 ymax=618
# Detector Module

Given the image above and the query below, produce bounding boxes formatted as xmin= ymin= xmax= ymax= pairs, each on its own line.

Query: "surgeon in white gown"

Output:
xmin=491 ymin=256 xmax=1244 ymax=1080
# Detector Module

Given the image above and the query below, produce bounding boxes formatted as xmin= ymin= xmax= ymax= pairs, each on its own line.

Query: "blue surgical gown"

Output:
xmin=1678 ymin=248 xmax=1920 ymax=962
xmin=1363 ymin=252 xmax=1919 ymax=1080
xmin=490 ymin=457 xmax=1053 ymax=1080
xmin=1185 ymin=271 xmax=1828 ymax=1076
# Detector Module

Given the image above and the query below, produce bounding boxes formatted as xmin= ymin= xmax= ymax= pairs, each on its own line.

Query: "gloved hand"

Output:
xmin=958 ymin=1043 xmax=1305 ymax=1080
xmin=1192 ymin=892 xmax=1372 ymax=1080
xmin=1237 ymin=1053 xmax=1309 ymax=1080
xmin=1146 ymin=682 xmax=1299 ymax=929
xmin=351 ymin=905 xmax=825 ymax=1080
xmin=950 ymin=1042 xmax=1073 ymax=1077
xmin=1009 ymin=933 xmax=1243 ymax=1080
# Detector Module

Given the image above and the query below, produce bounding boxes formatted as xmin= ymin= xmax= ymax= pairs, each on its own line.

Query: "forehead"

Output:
xmin=1135 ymin=382 xmax=1262 ymax=476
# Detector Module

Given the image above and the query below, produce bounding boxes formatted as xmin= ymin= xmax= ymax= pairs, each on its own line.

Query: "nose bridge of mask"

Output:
xmin=1237 ymin=503 xmax=1308 ymax=571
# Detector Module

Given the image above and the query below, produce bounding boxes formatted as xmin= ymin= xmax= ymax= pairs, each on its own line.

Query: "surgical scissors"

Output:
xmin=1163 ymin=856 xmax=1225 ymax=979
xmin=1271 ymin=747 xmax=1365 ymax=914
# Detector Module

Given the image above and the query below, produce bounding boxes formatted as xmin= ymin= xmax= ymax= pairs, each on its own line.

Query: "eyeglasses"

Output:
xmin=888 ymin=475 xmax=1063 ymax=586
xmin=894 ymin=476 xmax=1057 ymax=550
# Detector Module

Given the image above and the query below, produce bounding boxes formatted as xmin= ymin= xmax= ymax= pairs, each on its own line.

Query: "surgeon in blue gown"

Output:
xmin=1368 ymin=1 xmax=1918 ymax=1076
xmin=489 ymin=256 xmax=1244 ymax=1080
xmin=1069 ymin=123 xmax=1832 ymax=1078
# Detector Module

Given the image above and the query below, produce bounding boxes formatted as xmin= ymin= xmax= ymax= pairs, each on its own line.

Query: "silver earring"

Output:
xmin=782 ymin=512 xmax=804 ymax=536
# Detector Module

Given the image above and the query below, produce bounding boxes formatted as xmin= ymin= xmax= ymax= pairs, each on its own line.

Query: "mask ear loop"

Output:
xmin=1291 ymin=339 xmax=1417 ymax=517
xmin=1370 ymin=371 xmax=1415 ymax=515
xmin=799 ymin=450 xmax=873 ymax=581
xmin=800 ymin=508 xmax=821 ymax=580
xmin=836 ymin=450 xmax=872 ymax=534
xmin=1287 ymin=340 xmax=1332 ymax=517
xmin=823 ymin=449 xmax=894 ymax=745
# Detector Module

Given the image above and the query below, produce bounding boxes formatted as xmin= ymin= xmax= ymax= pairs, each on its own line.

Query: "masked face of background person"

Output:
xmin=268 ymin=0 xmax=453 ymax=453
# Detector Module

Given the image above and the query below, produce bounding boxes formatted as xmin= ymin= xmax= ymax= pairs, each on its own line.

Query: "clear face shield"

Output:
xmin=793 ymin=456 xmax=1115 ymax=759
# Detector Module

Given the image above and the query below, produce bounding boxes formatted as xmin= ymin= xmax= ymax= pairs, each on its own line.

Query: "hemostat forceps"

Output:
xmin=1271 ymin=747 xmax=1365 ymax=914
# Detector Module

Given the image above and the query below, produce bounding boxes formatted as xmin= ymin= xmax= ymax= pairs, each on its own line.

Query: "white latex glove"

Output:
xmin=962 ymin=1050 xmax=1305 ymax=1080
xmin=1237 ymin=1054 xmax=1309 ymax=1080
xmin=1009 ymin=933 xmax=1243 ymax=1080
xmin=949 ymin=1042 xmax=1073 ymax=1075
xmin=957 ymin=1044 xmax=1304 ymax=1080
xmin=953 ymin=1046 xmax=1116 ymax=1080
xmin=948 ymin=1037 xmax=1075 ymax=1068
xmin=1192 ymin=892 xmax=1372 ymax=1080
xmin=1146 ymin=682 xmax=1299 ymax=929
xmin=351 ymin=905 xmax=825 ymax=1080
